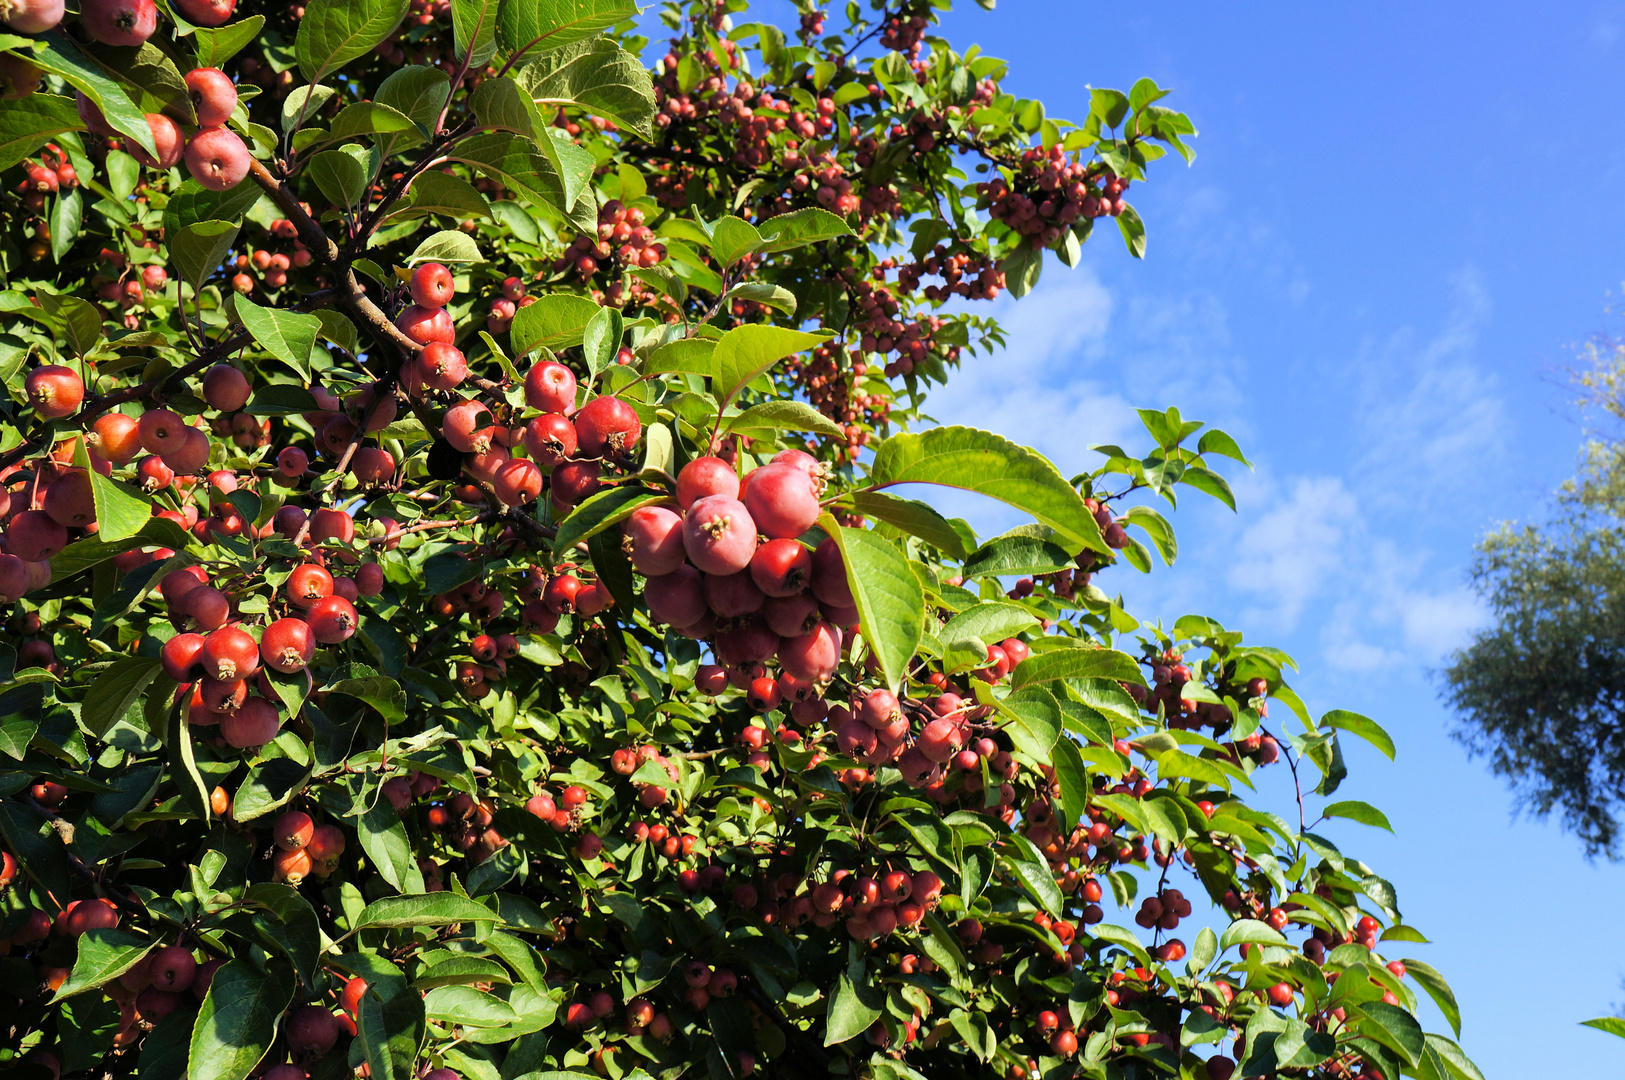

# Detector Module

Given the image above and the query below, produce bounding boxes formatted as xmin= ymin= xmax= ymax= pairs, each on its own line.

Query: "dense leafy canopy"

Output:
xmin=0 ymin=1 xmax=1478 ymax=1080
xmin=1446 ymin=328 xmax=1625 ymax=859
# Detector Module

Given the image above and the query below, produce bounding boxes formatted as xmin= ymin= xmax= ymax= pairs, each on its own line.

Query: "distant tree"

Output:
xmin=1445 ymin=314 xmax=1625 ymax=858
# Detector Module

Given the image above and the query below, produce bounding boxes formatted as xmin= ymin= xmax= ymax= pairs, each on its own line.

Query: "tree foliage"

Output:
xmin=1446 ymin=325 xmax=1625 ymax=859
xmin=0 ymin=1 xmax=1478 ymax=1079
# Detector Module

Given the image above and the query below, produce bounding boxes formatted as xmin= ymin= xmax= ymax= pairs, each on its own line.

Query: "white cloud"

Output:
xmin=1223 ymin=476 xmax=1359 ymax=631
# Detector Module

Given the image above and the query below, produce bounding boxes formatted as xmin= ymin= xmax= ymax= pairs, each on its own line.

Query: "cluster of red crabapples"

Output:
xmin=979 ymin=144 xmax=1131 ymax=250
xmin=621 ymin=449 xmax=855 ymax=706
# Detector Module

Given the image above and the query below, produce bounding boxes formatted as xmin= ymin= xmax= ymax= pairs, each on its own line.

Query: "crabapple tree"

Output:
xmin=0 ymin=1 xmax=1480 ymax=1080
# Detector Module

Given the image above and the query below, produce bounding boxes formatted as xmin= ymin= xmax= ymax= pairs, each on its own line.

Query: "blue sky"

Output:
xmin=914 ymin=1 xmax=1625 ymax=1074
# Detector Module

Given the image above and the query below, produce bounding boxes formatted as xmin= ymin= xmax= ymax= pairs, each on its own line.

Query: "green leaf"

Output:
xmin=1583 ymin=1017 xmax=1625 ymax=1039
xmin=710 ymin=215 xmax=763 ymax=268
xmin=452 ymin=0 xmax=500 ymax=66
xmin=81 ymin=656 xmax=160 ymax=738
xmin=495 ymin=0 xmax=637 ymax=55
xmin=710 ymin=324 xmax=829 ymax=409
xmin=1321 ymin=709 xmax=1395 ymax=760
xmin=643 ymin=337 xmax=714 ymax=376
xmin=1402 ymin=959 xmax=1461 ymax=1038
xmin=1197 ymin=427 xmax=1252 ymax=466
xmin=79 ymin=39 xmax=195 ymax=125
xmin=326 ymin=671 xmax=406 ymax=724
xmin=1051 ymin=735 xmax=1089 ymax=834
xmin=1008 ymin=646 xmax=1142 ymax=689
xmin=358 ymin=798 xmax=426 ymax=893
xmin=848 ymin=490 xmax=972 ymax=559
xmin=408 ymin=229 xmax=484 ymax=264
xmin=942 ymin=602 xmax=1039 ymax=648
xmin=961 ymin=533 xmax=1073 ymax=578
xmin=171 ymin=219 xmax=240 ymax=293
xmin=189 ymin=959 xmax=296 ymax=1080
xmin=1424 ymin=1035 xmax=1486 ymax=1080
xmin=823 ymin=972 xmax=882 ymax=1045
xmin=0 ymin=94 xmax=83 ymax=173
xmin=50 ymin=187 xmax=81 ymax=262
xmin=36 ymin=293 xmax=103 ymax=358
xmin=358 ymin=986 xmax=427 ymax=1080
xmin=54 ymin=928 xmax=154 ymax=1000
xmin=296 ymin=0 xmax=411 ymax=81
xmin=30 ymin=34 xmax=157 ymax=157
xmin=580 ymin=303 xmax=622 ymax=383
xmin=553 ymin=485 xmax=665 ymax=552
xmin=870 ymin=426 xmax=1108 ymax=554
xmin=819 ymin=515 xmax=924 ymax=694
xmin=392 ymin=169 xmax=492 ymax=222
xmin=1189 ymin=926 xmax=1218 ymax=973
xmin=726 ymin=399 xmax=845 ymax=441
xmin=309 ymin=146 xmax=372 ymax=208
xmin=449 ymin=131 xmax=593 ymax=229
xmin=354 ymin=892 xmax=500 ymax=930
xmin=234 ymin=294 xmax=321 ymax=380
xmin=508 ymin=291 xmax=598 ymax=355
xmin=1003 ymin=244 xmax=1042 ymax=298
xmin=282 ymin=83 xmax=336 ymax=134
xmin=1123 ymin=504 xmax=1176 ymax=565
xmin=244 ymin=882 xmax=322 ymax=989
xmin=723 ymin=281 xmax=797 ymax=315
xmin=513 ymin=36 xmax=656 ymax=139
xmin=1321 ymin=800 xmax=1393 ymax=832
xmin=193 ymin=16 xmax=266 ymax=67
xmin=1353 ymin=1001 xmax=1424 ymax=1065
xmin=1218 ymin=919 xmax=1287 ymax=951
xmin=164 ymin=178 xmax=265 ymax=234
xmin=1117 ymin=203 xmax=1146 ymax=258
xmin=470 ymin=75 xmax=546 ymax=137
xmin=756 ymin=207 xmax=853 ymax=252
xmin=86 ymin=467 xmax=155 ymax=545
xmin=423 ymin=985 xmax=517 ymax=1026
xmin=997 ymin=685 xmax=1060 ymax=761
xmin=165 ymin=691 xmax=211 ymax=822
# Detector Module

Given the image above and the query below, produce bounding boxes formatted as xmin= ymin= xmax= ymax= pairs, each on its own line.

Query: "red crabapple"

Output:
xmin=173 ymin=0 xmax=233 ymax=23
xmin=81 ymin=0 xmax=155 ymax=46
xmin=573 ymin=394 xmax=641 ymax=456
xmin=24 ymin=365 xmax=83 ymax=418
xmin=521 ymin=412 xmax=577 ymax=466
xmin=130 ymin=112 xmax=184 ymax=168
xmin=682 ymin=495 xmax=757 ymax=575
xmin=523 ymin=360 xmax=577 ymax=413
xmin=395 ymin=304 xmax=454 ymax=345
xmin=676 ymin=455 xmax=738 ymax=509
xmin=0 ymin=0 xmax=64 ymax=32
xmin=741 ymin=463 xmax=821 ymax=539
xmin=185 ymin=67 xmax=237 ymax=127
xmin=643 ymin=565 xmax=708 ymax=627
xmin=410 ymin=262 xmax=455 ymax=307
xmin=749 ymin=538 xmax=812 ymax=596
xmin=624 ymin=506 xmax=686 ymax=576
xmin=184 ymin=127 xmax=250 ymax=191
xmin=202 ymin=364 xmax=250 ymax=410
